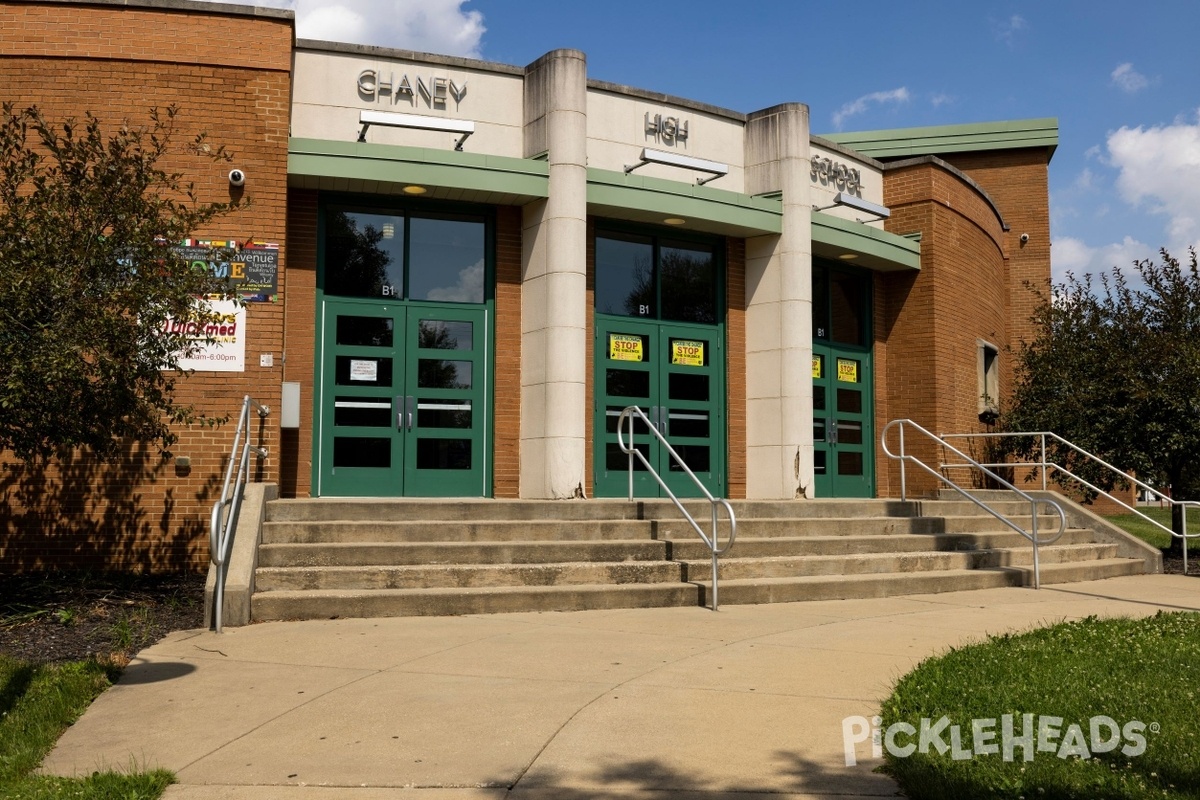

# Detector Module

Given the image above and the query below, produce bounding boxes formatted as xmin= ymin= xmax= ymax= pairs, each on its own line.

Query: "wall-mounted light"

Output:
xmin=625 ymin=147 xmax=728 ymax=185
xmin=813 ymin=191 xmax=891 ymax=221
xmin=403 ymin=185 xmax=428 ymax=195
xmin=358 ymin=110 xmax=475 ymax=151
xmin=663 ymin=217 xmax=686 ymax=226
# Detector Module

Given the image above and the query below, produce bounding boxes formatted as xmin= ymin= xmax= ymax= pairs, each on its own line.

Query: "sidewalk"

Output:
xmin=41 ymin=574 xmax=1200 ymax=799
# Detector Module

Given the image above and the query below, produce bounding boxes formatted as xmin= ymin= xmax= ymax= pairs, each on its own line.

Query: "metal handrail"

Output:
xmin=616 ymin=405 xmax=736 ymax=610
xmin=209 ymin=395 xmax=269 ymax=632
xmin=940 ymin=430 xmax=1199 ymax=574
xmin=881 ymin=419 xmax=1066 ymax=589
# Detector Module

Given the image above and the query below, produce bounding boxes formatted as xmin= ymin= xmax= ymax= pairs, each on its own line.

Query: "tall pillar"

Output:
xmin=519 ymin=50 xmax=588 ymax=498
xmin=743 ymin=103 xmax=814 ymax=499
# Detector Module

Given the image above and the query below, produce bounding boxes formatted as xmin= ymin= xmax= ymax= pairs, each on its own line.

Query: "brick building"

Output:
xmin=0 ymin=0 xmax=1057 ymax=572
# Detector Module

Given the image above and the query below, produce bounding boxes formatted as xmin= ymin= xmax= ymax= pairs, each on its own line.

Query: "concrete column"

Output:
xmin=743 ymin=103 xmax=814 ymax=499
xmin=519 ymin=50 xmax=588 ymax=499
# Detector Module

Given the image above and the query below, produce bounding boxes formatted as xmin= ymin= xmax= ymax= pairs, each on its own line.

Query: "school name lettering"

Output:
xmin=811 ymin=155 xmax=862 ymax=194
xmin=358 ymin=70 xmax=467 ymax=107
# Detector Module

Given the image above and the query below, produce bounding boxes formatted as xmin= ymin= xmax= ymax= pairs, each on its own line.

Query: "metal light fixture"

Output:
xmin=625 ymin=147 xmax=729 ymax=185
xmin=663 ymin=217 xmax=686 ymax=226
xmin=403 ymin=185 xmax=428 ymax=195
xmin=358 ymin=110 xmax=475 ymax=151
xmin=813 ymin=191 xmax=891 ymax=221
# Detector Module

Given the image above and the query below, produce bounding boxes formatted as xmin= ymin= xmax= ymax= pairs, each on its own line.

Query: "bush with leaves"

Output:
xmin=1006 ymin=247 xmax=1200 ymax=553
xmin=0 ymin=103 xmax=240 ymax=462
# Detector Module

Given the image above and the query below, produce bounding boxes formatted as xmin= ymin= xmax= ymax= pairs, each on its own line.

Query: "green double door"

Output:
xmin=316 ymin=298 xmax=489 ymax=497
xmin=812 ymin=342 xmax=873 ymax=497
xmin=593 ymin=316 xmax=724 ymax=498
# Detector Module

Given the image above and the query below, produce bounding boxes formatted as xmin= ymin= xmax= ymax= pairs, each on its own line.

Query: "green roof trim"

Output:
xmin=811 ymin=212 xmax=921 ymax=273
xmin=820 ymin=118 xmax=1058 ymax=162
xmin=587 ymin=168 xmax=782 ymax=237
xmin=288 ymin=138 xmax=549 ymax=202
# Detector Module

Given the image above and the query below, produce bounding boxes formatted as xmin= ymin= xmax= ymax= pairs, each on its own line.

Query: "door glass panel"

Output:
xmin=837 ymin=420 xmax=863 ymax=445
xmin=334 ymin=397 xmax=393 ymax=427
xmin=836 ymin=358 xmax=861 ymax=384
xmin=660 ymin=243 xmax=715 ymax=324
xmin=814 ymin=418 xmax=826 ymax=442
xmin=837 ymin=388 xmax=863 ymax=414
xmin=596 ymin=233 xmax=654 ymax=318
xmin=416 ymin=438 xmax=472 ymax=469
xmin=607 ymin=332 xmax=649 ymax=362
xmin=607 ymin=442 xmax=649 ymax=470
xmin=669 ymin=372 xmax=709 ymax=402
xmin=324 ymin=211 xmax=404 ymax=299
xmin=667 ymin=409 xmax=708 ymax=438
xmin=815 ymin=450 xmax=827 ymax=474
xmin=418 ymin=359 xmax=472 ymax=389
xmin=838 ymin=451 xmax=864 ymax=475
xmin=418 ymin=319 xmax=472 ymax=350
xmin=417 ymin=399 xmax=471 ymax=428
xmin=813 ymin=265 xmax=829 ymax=340
xmin=668 ymin=445 xmax=710 ymax=472
xmin=336 ymin=356 xmax=393 ymax=387
xmin=606 ymin=369 xmax=651 ymax=398
xmin=337 ymin=316 xmax=394 ymax=347
xmin=334 ymin=437 xmax=390 ymax=468
xmin=814 ymin=386 xmax=826 ymax=411
xmin=606 ymin=407 xmax=651 ymax=434
xmin=830 ymin=272 xmax=865 ymax=345
xmin=408 ymin=216 xmax=486 ymax=303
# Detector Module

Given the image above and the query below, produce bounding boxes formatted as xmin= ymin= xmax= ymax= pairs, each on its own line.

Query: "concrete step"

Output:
xmin=257 ymin=539 xmax=669 ymax=568
xmin=265 ymin=497 xmax=923 ymax=523
xmin=261 ymin=519 xmax=656 ymax=544
xmin=255 ymin=560 xmax=684 ymax=591
xmin=665 ymin=528 xmax=1097 ymax=560
xmin=653 ymin=513 xmax=1065 ymax=540
xmin=918 ymin=499 xmax=1056 ymax=517
xmin=251 ymin=582 xmax=702 ymax=619
xmin=680 ymin=543 xmax=1120 ymax=580
xmin=695 ymin=558 xmax=1146 ymax=606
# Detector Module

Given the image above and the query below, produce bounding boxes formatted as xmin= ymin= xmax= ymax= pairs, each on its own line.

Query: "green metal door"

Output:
xmin=812 ymin=343 xmax=873 ymax=498
xmin=317 ymin=299 xmax=488 ymax=497
xmin=593 ymin=316 xmax=724 ymax=498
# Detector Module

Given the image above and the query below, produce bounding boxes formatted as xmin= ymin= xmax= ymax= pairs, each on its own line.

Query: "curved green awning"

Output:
xmin=812 ymin=212 xmax=920 ymax=272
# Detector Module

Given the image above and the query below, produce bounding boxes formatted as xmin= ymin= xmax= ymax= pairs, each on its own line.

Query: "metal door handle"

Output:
xmin=828 ymin=418 xmax=838 ymax=445
xmin=660 ymin=406 xmax=669 ymax=437
xmin=405 ymin=395 xmax=415 ymax=432
xmin=395 ymin=396 xmax=404 ymax=431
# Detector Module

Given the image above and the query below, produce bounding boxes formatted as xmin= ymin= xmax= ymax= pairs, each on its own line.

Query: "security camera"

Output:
xmin=1019 ymin=233 xmax=1030 ymax=244
xmin=228 ymin=169 xmax=246 ymax=187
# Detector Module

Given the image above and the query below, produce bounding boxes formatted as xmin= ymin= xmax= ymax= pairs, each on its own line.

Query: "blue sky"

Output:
xmin=250 ymin=0 xmax=1200 ymax=282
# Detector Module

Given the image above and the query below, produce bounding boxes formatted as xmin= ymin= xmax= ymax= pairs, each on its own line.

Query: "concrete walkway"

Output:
xmin=42 ymin=574 xmax=1200 ymax=799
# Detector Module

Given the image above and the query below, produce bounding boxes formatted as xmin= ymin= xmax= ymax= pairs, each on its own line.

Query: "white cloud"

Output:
xmin=1107 ymin=111 xmax=1200 ymax=242
xmin=993 ymin=14 xmax=1027 ymax=45
xmin=1051 ymin=235 xmax=1154 ymax=284
xmin=211 ymin=0 xmax=486 ymax=56
xmin=1073 ymin=168 xmax=1098 ymax=191
xmin=426 ymin=259 xmax=484 ymax=302
xmin=1084 ymin=144 xmax=1102 ymax=160
xmin=1111 ymin=62 xmax=1149 ymax=94
xmin=930 ymin=93 xmax=954 ymax=108
xmin=831 ymin=88 xmax=910 ymax=130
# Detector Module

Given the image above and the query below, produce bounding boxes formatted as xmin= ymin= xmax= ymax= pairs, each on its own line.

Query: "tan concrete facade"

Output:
xmin=0 ymin=0 xmax=1057 ymax=571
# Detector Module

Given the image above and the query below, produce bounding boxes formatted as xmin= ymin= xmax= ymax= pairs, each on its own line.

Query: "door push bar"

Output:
xmin=395 ymin=395 xmax=416 ymax=432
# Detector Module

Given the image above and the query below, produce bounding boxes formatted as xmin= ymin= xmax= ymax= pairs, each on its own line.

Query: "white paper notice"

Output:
xmin=349 ymin=359 xmax=378 ymax=382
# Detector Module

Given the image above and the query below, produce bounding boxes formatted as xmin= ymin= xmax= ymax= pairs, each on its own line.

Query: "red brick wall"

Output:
xmin=875 ymin=160 xmax=1008 ymax=497
xmin=725 ymin=239 xmax=747 ymax=499
xmin=493 ymin=207 xmax=522 ymax=498
xmin=0 ymin=1 xmax=293 ymax=572
xmin=280 ymin=189 xmax=317 ymax=499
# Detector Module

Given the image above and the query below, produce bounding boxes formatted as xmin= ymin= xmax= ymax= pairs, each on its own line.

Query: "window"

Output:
xmin=594 ymin=230 xmax=718 ymax=324
xmin=324 ymin=208 xmax=486 ymax=303
xmin=978 ymin=341 xmax=999 ymax=422
xmin=812 ymin=261 xmax=870 ymax=345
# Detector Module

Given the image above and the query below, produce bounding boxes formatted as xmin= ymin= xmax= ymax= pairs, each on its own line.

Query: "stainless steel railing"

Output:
xmin=881 ymin=419 xmax=1066 ymax=589
xmin=209 ymin=395 xmax=269 ymax=632
xmin=616 ymin=405 xmax=736 ymax=610
xmin=941 ymin=430 xmax=1199 ymax=574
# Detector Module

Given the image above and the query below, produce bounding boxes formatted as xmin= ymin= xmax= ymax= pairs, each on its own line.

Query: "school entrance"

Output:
xmin=812 ymin=261 xmax=874 ymax=498
xmin=591 ymin=228 xmax=726 ymax=498
xmin=313 ymin=204 xmax=493 ymax=497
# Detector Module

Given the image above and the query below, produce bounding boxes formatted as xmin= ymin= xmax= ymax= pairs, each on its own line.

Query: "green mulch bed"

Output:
xmin=879 ymin=612 xmax=1200 ymax=799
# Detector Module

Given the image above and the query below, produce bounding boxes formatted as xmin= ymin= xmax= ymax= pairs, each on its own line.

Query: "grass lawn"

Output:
xmin=0 ymin=655 xmax=172 ymax=799
xmin=1104 ymin=506 xmax=1176 ymax=549
xmin=880 ymin=612 xmax=1200 ymax=799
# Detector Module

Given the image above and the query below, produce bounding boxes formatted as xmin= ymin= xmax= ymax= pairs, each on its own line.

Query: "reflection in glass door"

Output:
xmin=317 ymin=300 xmax=488 ymax=497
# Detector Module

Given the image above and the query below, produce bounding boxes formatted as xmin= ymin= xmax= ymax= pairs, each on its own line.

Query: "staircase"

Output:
xmin=250 ymin=496 xmax=1148 ymax=621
